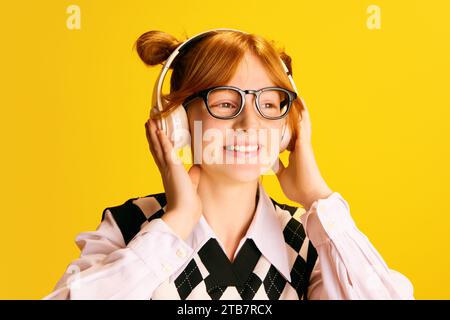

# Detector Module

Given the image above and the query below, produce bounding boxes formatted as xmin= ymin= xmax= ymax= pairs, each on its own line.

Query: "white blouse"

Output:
xmin=44 ymin=182 xmax=414 ymax=300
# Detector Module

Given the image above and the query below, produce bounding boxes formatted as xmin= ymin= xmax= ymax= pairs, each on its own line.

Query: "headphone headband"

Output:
xmin=153 ymin=29 xmax=246 ymax=113
xmin=150 ymin=28 xmax=298 ymax=135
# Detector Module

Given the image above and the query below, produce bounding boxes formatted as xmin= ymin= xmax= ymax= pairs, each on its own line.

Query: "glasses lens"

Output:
xmin=258 ymin=89 xmax=290 ymax=118
xmin=207 ymin=88 xmax=242 ymax=118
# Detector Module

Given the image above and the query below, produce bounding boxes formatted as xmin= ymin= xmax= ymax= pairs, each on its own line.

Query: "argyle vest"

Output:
xmin=101 ymin=193 xmax=318 ymax=300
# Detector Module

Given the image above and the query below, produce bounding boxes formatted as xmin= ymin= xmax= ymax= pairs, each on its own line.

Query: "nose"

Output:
xmin=232 ymin=94 xmax=261 ymax=131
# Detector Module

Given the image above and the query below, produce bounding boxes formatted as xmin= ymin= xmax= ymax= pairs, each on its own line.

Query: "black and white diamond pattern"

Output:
xmin=174 ymin=259 xmax=204 ymax=300
xmin=237 ymin=272 xmax=263 ymax=300
xmin=263 ymin=265 xmax=287 ymax=300
xmin=106 ymin=193 xmax=318 ymax=300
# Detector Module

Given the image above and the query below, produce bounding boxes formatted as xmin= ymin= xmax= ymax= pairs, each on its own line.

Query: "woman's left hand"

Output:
xmin=274 ymin=98 xmax=333 ymax=210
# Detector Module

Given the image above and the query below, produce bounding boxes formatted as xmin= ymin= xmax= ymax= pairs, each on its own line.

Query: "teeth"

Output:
xmin=225 ymin=145 xmax=259 ymax=152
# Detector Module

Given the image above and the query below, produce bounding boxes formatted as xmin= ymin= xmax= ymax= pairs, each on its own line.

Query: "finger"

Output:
xmin=294 ymin=105 xmax=303 ymax=139
xmin=298 ymin=97 xmax=312 ymax=141
xmin=146 ymin=119 xmax=165 ymax=168
xmin=299 ymin=96 xmax=308 ymax=115
xmin=146 ymin=119 xmax=162 ymax=166
xmin=188 ymin=165 xmax=201 ymax=191
xmin=157 ymin=128 xmax=181 ymax=167
xmin=146 ymin=129 xmax=162 ymax=170
xmin=298 ymin=97 xmax=311 ymax=127
xmin=294 ymin=97 xmax=310 ymax=144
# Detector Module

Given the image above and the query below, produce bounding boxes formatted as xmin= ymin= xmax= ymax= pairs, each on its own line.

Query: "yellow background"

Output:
xmin=0 ymin=0 xmax=449 ymax=299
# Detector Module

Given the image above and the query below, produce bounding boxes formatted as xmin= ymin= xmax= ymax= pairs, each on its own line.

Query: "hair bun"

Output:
xmin=135 ymin=30 xmax=180 ymax=66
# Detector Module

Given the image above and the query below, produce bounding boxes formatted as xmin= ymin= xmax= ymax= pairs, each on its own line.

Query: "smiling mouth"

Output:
xmin=223 ymin=144 xmax=260 ymax=152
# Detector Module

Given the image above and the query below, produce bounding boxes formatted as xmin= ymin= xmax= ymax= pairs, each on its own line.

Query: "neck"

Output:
xmin=197 ymin=170 xmax=259 ymax=257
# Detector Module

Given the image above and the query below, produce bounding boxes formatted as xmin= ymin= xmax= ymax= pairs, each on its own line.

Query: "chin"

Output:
xmin=202 ymin=163 xmax=262 ymax=184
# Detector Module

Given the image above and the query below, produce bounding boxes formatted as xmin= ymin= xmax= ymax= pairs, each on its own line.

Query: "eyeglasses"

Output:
xmin=182 ymin=85 xmax=297 ymax=120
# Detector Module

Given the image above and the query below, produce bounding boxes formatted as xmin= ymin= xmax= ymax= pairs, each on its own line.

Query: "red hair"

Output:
xmin=134 ymin=30 xmax=304 ymax=151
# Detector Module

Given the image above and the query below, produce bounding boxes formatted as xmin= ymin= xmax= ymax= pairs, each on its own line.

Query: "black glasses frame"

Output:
xmin=182 ymin=85 xmax=297 ymax=120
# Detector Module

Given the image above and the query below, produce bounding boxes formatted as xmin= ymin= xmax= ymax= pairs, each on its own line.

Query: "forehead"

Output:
xmin=224 ymin=52 xmax=276 ymax=90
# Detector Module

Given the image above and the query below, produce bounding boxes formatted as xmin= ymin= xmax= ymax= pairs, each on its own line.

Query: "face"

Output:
xmin=187 ymin=52 xmax=286 ymax=183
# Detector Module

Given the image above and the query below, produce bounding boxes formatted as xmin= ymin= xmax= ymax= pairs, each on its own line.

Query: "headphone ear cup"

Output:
xmin=279 ymin=124 xmax=292 ymax=152
xmin=152 ymin=105 xmax=191 ymax=150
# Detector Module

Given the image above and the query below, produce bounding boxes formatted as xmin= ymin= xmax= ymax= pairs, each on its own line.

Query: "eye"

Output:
xmin=211 ymin=102 xmax=238 ymax=109
xmin=262 ymin=103 xmax=277 ymax=109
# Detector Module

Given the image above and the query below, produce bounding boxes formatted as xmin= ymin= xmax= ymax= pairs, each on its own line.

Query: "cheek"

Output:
xmin=188 ymin=115 xmax=228 ymax=161
xmin=257 ymin=127 xmax=283 ymax=170
xmin=201 ymin=122 xmax=229 ymax=163
xmin=255 ymin=122 xmax=284 ymax=156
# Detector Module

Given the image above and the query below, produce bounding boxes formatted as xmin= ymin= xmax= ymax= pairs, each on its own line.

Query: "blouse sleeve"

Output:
xmin=300 ymin=192 xmax=415 ymax=300
xmin=43 ymin=210 xmax=194 ymax=300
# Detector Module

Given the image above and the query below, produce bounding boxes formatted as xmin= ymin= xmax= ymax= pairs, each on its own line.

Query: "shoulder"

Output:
xmin=270 ymin=197 xmax=307 ymax=232
xmin=270 ymin=198 xmax=306 ymax=218
xmin=270 ymin=197 xmax=317 ymax=254
xmin=101 ymin=192 xmax=167 ymax=245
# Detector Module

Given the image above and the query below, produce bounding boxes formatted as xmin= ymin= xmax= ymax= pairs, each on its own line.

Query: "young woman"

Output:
xmin=45 ymin=29 xmax=414 ymax=300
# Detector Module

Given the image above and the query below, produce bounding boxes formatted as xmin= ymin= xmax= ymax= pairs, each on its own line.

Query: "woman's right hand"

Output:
xmin=145 ymin=118 xmax=202 ymax=240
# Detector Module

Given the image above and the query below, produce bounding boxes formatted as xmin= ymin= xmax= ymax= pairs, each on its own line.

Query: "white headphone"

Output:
xmin=149 ymin=28 xmax=298 ymax=152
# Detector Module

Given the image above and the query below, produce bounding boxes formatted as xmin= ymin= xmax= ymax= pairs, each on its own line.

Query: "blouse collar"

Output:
xmin=184 ymin=181 xmax=292 ymax=283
